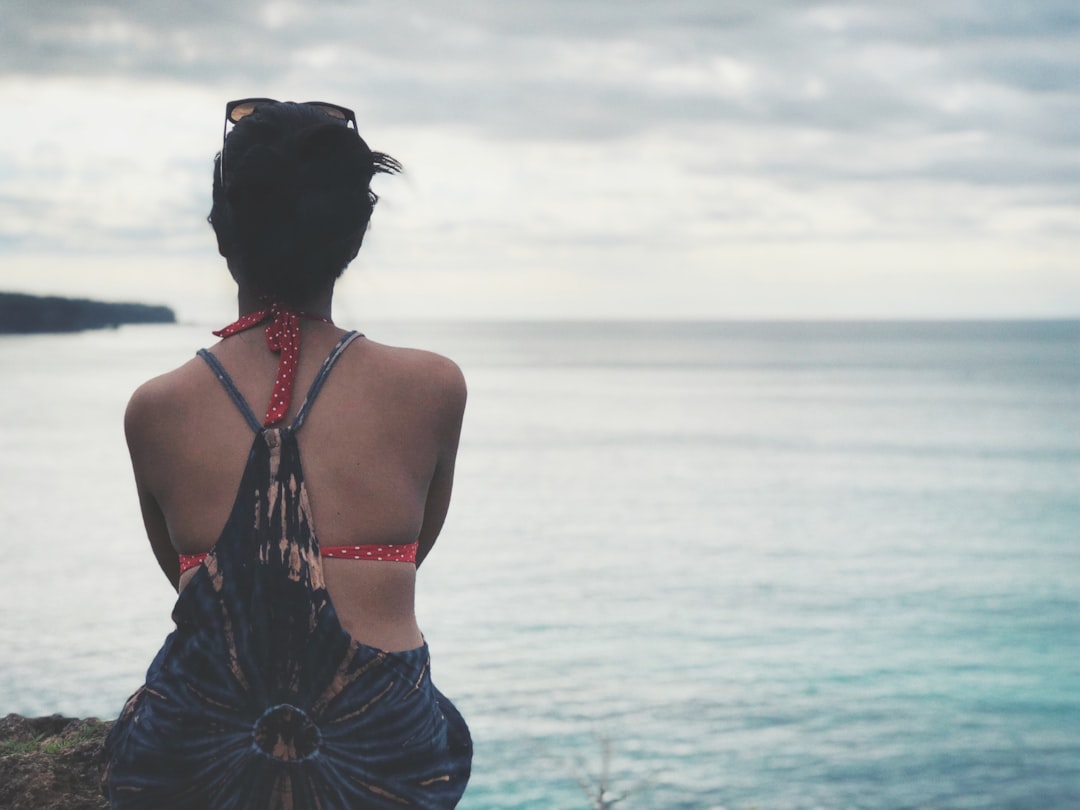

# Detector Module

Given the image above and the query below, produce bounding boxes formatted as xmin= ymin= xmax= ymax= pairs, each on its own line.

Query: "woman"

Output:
xmin=100 ymin=99 xmax=472 ymax=809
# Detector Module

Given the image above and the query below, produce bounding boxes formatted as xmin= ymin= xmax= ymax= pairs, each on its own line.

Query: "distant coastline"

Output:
xmin=0 ymin=292 xmax=176 ymax=334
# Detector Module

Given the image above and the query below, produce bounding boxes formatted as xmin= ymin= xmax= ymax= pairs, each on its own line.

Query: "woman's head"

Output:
xmin=208 ymin=100 xmax=400 ymax=305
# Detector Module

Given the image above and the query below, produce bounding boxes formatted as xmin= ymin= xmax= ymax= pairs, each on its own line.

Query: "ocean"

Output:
xmin=1 ymin=320 xmax=1078 ymax=809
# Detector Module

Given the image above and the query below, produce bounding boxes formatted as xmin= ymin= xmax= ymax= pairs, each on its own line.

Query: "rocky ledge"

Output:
xmin=0 ymin=714 xmax=111 ymax=810
xmin=0 ymin=292 xmax=176 ymax=334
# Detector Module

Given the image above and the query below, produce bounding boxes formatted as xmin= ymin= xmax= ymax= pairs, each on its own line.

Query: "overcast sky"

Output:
xmin=1 ymin=0 xmax=1077 ymax=321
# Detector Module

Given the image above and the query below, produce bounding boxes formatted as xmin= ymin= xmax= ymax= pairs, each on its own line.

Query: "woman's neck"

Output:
xmin=236 ymin=287 xmax=334 ymax=321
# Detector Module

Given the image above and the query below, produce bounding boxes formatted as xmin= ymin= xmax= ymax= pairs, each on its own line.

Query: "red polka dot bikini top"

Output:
xmin=178 ymin=303 xmax=418 ymax=576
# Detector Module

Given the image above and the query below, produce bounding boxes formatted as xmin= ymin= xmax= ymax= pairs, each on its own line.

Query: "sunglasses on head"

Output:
xmin=220 ymin=98 xmax=358 ymax=184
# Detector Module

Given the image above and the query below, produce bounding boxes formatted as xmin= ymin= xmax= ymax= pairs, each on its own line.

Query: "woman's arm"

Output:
xmin=125 ymin=380 xmax=181 ymax=590
xmin=415 ymin=358 xmax=467 ymax=568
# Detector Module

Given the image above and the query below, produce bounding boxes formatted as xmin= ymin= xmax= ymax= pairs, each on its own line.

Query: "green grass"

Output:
xmin=0 ymin=720 xmax=109 ymax=757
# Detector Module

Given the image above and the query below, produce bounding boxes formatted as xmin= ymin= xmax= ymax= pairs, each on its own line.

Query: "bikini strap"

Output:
xmin=291 ymin=331 xmax=363 ymax=433
xmin=197 ymin=349 xmax=263 ymax=434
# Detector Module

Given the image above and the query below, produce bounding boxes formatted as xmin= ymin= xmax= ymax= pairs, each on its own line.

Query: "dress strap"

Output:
xmin=213 ymin=303 xmax=332 ymax=428
xmin=291 ymin=331 xmax=363 ymax=433
xmin=196 ymin=349 xmax=264 ymax=434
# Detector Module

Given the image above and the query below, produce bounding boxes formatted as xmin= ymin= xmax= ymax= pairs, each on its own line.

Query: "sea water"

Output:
xmin=0 ymin=320 xmax=1077 ymax=809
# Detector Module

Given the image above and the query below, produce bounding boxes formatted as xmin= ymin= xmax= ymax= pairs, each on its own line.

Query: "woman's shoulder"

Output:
xmin=356 ymin=339 xmax=467 ymax=408
xmin=124 ymin=356 xmax=217 ymax=435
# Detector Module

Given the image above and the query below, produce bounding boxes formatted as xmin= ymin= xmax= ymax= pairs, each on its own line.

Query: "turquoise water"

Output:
xmin=1 ymin=320 xmax=1078 ymax=809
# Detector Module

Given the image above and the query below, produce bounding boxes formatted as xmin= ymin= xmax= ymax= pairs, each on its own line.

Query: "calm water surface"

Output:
xmin=1 ymin=320 xmax=1078 ymax=809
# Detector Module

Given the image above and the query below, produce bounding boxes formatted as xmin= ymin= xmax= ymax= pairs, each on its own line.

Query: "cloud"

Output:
xmin=0 ymin=0 xmax=1076 ymax=317
xmin=5 ymin=1 xmax=1077 ymax=138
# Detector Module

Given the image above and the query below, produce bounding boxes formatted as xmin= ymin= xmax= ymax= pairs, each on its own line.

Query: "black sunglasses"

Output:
xmin=219 ymin=98 xmax=358 ymax=184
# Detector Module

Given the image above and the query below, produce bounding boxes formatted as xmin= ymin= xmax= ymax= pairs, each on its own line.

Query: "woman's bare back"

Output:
xmin=124 ymin=322 xmax=466 ymax=652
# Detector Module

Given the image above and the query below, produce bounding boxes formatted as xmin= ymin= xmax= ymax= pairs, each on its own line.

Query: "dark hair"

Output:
xmin=208 ymin=102 xmax=400 ymax=304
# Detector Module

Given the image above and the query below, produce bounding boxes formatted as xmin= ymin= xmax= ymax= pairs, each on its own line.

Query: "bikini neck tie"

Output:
xmin=213 ymin=301 xmax=332 ymax=427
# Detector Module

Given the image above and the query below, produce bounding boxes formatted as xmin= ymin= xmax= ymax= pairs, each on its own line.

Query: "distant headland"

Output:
xmin=0 ymin=292 xmax=176 ymax=334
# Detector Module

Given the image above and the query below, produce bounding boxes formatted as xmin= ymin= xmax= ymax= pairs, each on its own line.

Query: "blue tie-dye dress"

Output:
xmin=100 ymin=332 xmax=472 ymax=809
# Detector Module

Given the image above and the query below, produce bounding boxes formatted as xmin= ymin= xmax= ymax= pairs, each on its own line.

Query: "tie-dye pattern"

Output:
xmin=100 ymin=333 xmax=472 ymax=809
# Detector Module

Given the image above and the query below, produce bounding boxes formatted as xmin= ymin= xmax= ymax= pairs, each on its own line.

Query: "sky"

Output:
xmin=0 ymin=0 xmax=1077 ymax=321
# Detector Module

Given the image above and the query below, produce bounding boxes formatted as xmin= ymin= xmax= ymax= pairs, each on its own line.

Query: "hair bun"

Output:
xmin=225 ymin=145 xmax=300 ymax=217
xmin=296 ymin=123 xmax=371 ymax=162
